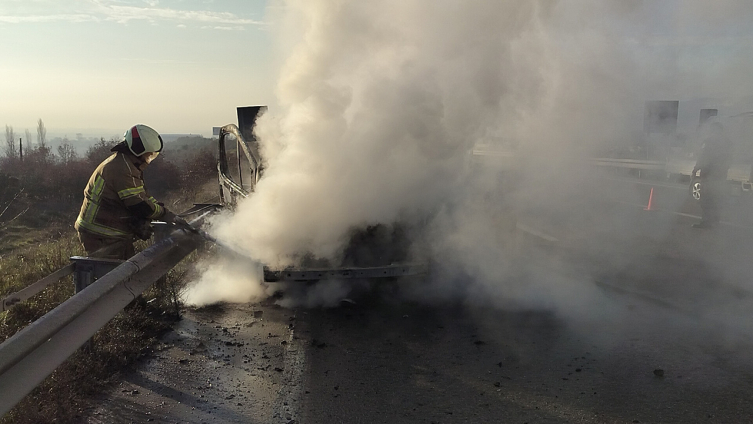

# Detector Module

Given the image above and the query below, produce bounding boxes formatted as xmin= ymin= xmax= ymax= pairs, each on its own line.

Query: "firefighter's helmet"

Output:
xmin=124 ymin=124 xmax=163 ymax=162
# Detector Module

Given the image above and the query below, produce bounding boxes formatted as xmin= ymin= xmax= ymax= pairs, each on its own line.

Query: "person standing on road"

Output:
xmin=74 ymin=124 xmax=188 ymax=259
xmin=691 ymin=122 xmax=732 ymax=228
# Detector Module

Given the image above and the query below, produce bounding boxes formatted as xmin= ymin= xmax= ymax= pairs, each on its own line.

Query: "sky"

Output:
xmin=0 ymin=0 xmax=274 ymax=139
xmin=1 ymin=0 xmax=752 ymax=141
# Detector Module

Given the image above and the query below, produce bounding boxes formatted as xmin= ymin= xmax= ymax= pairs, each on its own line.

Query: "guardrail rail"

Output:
xmin=0 ymin=222 xmax=204 ymax=416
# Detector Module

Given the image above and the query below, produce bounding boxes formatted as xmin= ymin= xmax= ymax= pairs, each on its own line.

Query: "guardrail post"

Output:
xmin=153 ymin=221 xmax=171 ymax=242
xmin=151 ymin=222 xmax=176 ymax=318
xmin=70 ymin=257 xmax=124 ymax=351
xmin=70 ymin=257 xmax=124 ymax=293
xmin=73 ymin=262 xmax=93 ymax=294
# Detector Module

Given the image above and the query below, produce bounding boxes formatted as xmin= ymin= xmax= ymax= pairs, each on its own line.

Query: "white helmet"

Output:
xmin=124 ymin=124 xmax=163 ymax=160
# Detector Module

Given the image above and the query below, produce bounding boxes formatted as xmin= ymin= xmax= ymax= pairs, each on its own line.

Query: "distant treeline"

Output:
xmin=0 ymin=137 xmax=217 ymax=207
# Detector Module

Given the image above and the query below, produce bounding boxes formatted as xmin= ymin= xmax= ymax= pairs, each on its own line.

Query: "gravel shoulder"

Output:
xmin=86 ymin=300 xmax=300 ymax=424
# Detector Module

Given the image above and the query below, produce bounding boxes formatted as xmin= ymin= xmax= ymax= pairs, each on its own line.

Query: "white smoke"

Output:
xmin=185 ymin=0 xmax=753 ymax=311
xmin=216 ymin=0 xmax=553 ymax=266
xmin=182 ymin=254 xmax=267 ymax=306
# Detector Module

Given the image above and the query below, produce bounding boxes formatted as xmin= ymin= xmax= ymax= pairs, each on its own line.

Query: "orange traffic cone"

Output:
xmin=644 ymin=187 xmax=655 ymax=211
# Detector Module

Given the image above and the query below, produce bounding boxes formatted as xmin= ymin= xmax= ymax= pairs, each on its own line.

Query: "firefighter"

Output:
xmin=691 ymin=121 xmax=732 ymax=228
xmin=75 ymin=124 xmax=188 ymax=258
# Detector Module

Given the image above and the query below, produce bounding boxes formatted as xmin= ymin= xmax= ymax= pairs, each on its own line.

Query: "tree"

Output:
xmin=85 ymin=137 xmax=118 ymax=165
xmin=5 ymin=125 xmax=16 ymax=159
xmin=24 ymin=129 xmax=32 ymax=152
xmin=57 ymin=137 xmax=77 ymax=164
xmin=37 ymin=119 xmax=47 ymax=149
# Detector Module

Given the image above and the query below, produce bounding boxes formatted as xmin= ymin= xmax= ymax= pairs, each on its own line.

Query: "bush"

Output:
xmin=180 ymin=147 xmax=217 ymax=184
xmin=85 ymin=138 xmax=119 ymax=166
xmin=0 ymin=142 xmax=217 ymax=214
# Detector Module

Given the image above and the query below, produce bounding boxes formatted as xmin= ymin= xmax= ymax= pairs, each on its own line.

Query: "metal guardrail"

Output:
xmin=471 ymin=149 xmax=753 ymax=186
xmin=264 ymin=263 xmax=429 ymax=282
xmin=1 ymin=258 xmax=124 ymax=313
xmin=469 ymin=149 xmax=667 ymax=171
xmin=1 ymin=264 xmax=75 ymax=312
xmin=0 ymin=225 xmax=203 ymax=416
xmin=0 ymin=236 xmax=165 ymax=313
xmin=589 ymin=157 xmax=666 ymax=170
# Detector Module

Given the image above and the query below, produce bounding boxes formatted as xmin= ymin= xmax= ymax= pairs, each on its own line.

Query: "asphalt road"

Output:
xmin=86 ymin=176 xmax=753 ymax=424
xmin=296 ymin=288 xmax=753 ymax=424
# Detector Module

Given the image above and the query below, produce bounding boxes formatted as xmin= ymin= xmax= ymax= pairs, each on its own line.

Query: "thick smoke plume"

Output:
xmin=184 ymin=0 xmax=753 ymax=313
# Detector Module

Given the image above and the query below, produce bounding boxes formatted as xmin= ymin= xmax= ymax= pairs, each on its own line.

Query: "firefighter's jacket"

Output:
xmin=695 ymin=133 xmax=732 ymax=182
xmin=75 ymin=152 xmax=166 ymax=239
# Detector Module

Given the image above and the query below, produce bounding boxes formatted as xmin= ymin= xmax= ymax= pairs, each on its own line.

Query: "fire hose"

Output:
xmin=170 ymin=220 xmax=253 ymax=259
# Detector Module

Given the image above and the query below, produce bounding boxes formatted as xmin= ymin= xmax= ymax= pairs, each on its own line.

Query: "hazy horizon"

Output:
xmin=3 ymin=1 xmax=753 ymax=143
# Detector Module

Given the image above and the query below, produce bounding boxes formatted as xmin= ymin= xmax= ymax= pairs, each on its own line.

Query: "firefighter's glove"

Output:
xmin=162 ymin=210 xmax=176 ymax=223
xmin=131 ymin=219 xmax=154 ymax=241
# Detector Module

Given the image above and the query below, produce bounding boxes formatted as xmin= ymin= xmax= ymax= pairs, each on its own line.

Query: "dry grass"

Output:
xmin=0 ymin=232 xmax=199 ymax=424
xmin=0 ymin=233 xmax=82 ymax=308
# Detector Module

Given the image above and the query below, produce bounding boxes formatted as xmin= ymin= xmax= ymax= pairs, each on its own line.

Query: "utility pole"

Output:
xmin=19 ymin=138 xmax=23 ymax=162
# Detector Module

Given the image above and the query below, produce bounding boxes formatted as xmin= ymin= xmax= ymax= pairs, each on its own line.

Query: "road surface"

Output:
xmin=86 ymin=177 xmax=753 ymax=423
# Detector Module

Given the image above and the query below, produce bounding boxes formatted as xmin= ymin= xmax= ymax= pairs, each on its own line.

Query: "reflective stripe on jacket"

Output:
xmin=75 ymin=152 xmax=166 ymax=238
